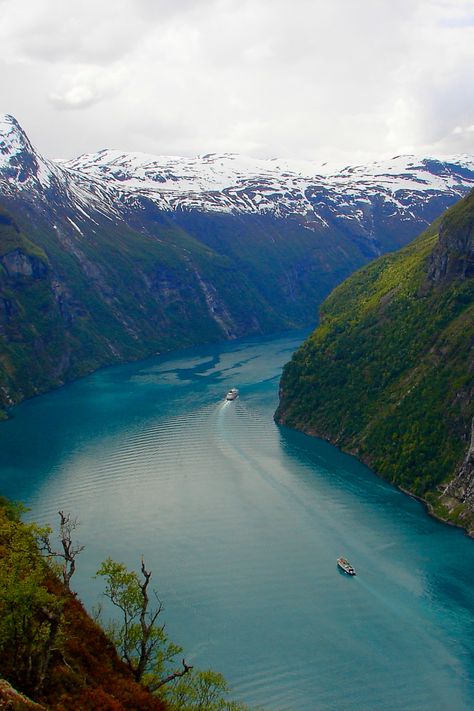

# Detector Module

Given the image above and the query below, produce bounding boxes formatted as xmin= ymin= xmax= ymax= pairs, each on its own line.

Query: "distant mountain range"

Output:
xmin=0 ymin=112 xmax=473 ymax=414
xmin=2 ymin=113 xmax=474 ymax=236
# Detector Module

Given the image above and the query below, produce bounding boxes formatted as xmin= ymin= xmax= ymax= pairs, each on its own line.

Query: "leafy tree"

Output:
xmin=96 ymin=557 xmax=192 ymax=690
xmin=96 ymin=558 xmax=251 ymax=710
xmin=0 ymin=507 xmax=63 ymax=696
xmin=166 ymin=669 xmax=251 ymax=711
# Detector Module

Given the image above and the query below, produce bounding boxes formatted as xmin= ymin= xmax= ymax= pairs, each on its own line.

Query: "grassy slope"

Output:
xmin=276 ymin=192 xmax=474 ymax=527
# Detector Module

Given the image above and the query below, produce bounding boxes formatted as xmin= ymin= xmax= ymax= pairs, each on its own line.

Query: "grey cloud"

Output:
xmin=0 ymin=0 xmax=473 ymax=163
xmin=0 ymin=0 xmax=151 ymax=64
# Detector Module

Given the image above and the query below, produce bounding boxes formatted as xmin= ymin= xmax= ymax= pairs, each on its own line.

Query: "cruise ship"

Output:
xmin=337 ymin=557 xmax=356 ymax=575
xmin=225 ymin=388 xmax=239 ymax=401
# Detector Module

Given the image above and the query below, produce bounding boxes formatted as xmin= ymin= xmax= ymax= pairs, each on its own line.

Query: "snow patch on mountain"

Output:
xmin=0 ymin=114 xmax=56 ymax=189
xmin=1 ymin=114 xmax=474 ymax=225
xmin=63 ymin=147 xmax=474 ymax=218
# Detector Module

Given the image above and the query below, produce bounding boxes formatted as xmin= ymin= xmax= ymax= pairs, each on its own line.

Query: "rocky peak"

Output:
xmin=0 ymin=114 xmax=54 ymax=189
xmin=0 ymin=114 xmax=32 ymax=157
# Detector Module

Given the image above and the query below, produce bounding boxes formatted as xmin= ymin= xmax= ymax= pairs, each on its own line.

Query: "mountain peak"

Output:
xmin=0 ymin=114 xmax=32 ymax=155
xmin=0 ymin=114 xmax=53 ymax=188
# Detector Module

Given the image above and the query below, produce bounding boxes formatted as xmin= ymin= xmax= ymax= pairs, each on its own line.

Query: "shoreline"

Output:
xmin=277 ymin=420 xmax=474 ymax=539
xmin=0 ymin=326 xmax=311 ymax=422
xmin=397 ymin=485 xmax=474 ymax=538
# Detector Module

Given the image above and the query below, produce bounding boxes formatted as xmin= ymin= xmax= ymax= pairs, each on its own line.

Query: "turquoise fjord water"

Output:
xmin=1 ymin=331 xmax=473 ymax=711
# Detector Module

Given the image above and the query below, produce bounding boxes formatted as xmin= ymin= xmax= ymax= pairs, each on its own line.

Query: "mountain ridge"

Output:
xmin=2 ymin=113 xmax=474 ymax=227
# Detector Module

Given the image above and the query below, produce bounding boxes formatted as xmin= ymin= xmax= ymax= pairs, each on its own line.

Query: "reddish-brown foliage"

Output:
xmin=37 ymin=584 xmax=167 ymax=710
xmin=0 ymin=503 xmax=166 ymax=710
xmin=0 ymin=679 xmax=46 ymax=709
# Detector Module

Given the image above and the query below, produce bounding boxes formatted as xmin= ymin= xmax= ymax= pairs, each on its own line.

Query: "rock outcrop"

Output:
xmin=442 ymin=417 xmax=474 ymax=534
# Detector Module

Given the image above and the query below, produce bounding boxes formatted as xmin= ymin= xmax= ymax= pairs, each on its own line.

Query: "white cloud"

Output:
xmin=48 ymin=65 xmax=128 ymax=110
xmin=0 ymin=0 xmax=473 ymax=162
xmin=453 ymin=124 xmax=474 ymax=135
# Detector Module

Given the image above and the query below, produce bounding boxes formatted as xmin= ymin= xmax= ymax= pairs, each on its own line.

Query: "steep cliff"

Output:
xmin=276 ymin=190 xmax=474 ymax=533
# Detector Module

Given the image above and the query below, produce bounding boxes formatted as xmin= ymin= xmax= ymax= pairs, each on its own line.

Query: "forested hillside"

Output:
xmin=276 ymin=190 xmax=474 ymax=533
xmin=0 ymin=500 xmax=166 ymax=709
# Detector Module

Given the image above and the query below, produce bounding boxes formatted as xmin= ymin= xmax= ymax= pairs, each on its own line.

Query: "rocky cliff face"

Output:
xmin=276 ymin=189 xmax=474 ymax=533
xmin=442 ymin=417 xmax=474 ymax=534
xmin=428 ymin=191 xmax=474 ymax=282
xmin=0 ymin=248 xmax=48 ymax=279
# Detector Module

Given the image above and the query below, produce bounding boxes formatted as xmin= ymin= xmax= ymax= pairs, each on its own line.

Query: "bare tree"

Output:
xmin=40 ymin=511 xmax=84 ymax=590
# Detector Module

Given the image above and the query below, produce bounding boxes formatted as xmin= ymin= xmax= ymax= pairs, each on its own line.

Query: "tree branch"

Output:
xmin=151 ymin=659 xmax=194 ymax=691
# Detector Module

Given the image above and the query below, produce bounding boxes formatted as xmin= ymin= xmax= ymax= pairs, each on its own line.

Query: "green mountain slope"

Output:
xmin=276 ymin=190 xmax=474 ymax=533
xmin=0 ymin=205 xmax=291 ymax=417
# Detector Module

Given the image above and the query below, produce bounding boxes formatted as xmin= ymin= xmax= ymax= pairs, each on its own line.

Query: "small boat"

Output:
xmin=225 ymin=388 xmax=239 ymax=401
xmin=337 ymin=557 xmax=356 ymax=575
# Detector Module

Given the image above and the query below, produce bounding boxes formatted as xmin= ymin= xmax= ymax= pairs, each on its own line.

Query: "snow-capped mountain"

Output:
xmin=0 ymin=114 xmax=59 ymax=189
xmin=0 ymin=113 xmax=473 ymax=415
xmin=1 ymin=113 xmax=474 ymax=232
xmin=0 ymin=115 xmax=121 ymax=224
xmin=64 ymin=144 xmax=474 ymax=224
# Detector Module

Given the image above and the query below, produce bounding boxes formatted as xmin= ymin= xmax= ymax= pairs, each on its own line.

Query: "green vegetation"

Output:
xmin=0 ymin=210 xmax=47 ymax=261
xmin=0 ymin=501 xmax=61 ymax=698
xmin=0 ymin=501 xmax=166 ymax=709
xmin=276 ymin=190 xmax=474 ymax=527
xmin=0 ymin=205 xmax=283 ymax=418
xmin=165 ymin=669 xmax=250 ymax=711
xmin=96 ymin=558 xmax=250 ymax=710
xmin=0 ymin=502 xmax=251 ymax=710
xmin=0 ymin=191 xmax=382 ymax=419
xmin=96 ymin=558 xmax=189 ymax=690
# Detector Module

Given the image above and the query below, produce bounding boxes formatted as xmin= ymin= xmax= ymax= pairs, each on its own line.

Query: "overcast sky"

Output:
xmin=1 ymin=0 xmax=473 ymax=164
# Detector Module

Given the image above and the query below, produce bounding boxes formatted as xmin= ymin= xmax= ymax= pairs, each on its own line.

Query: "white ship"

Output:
xmin=337 ymin=557 xmax=356 ymax=575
